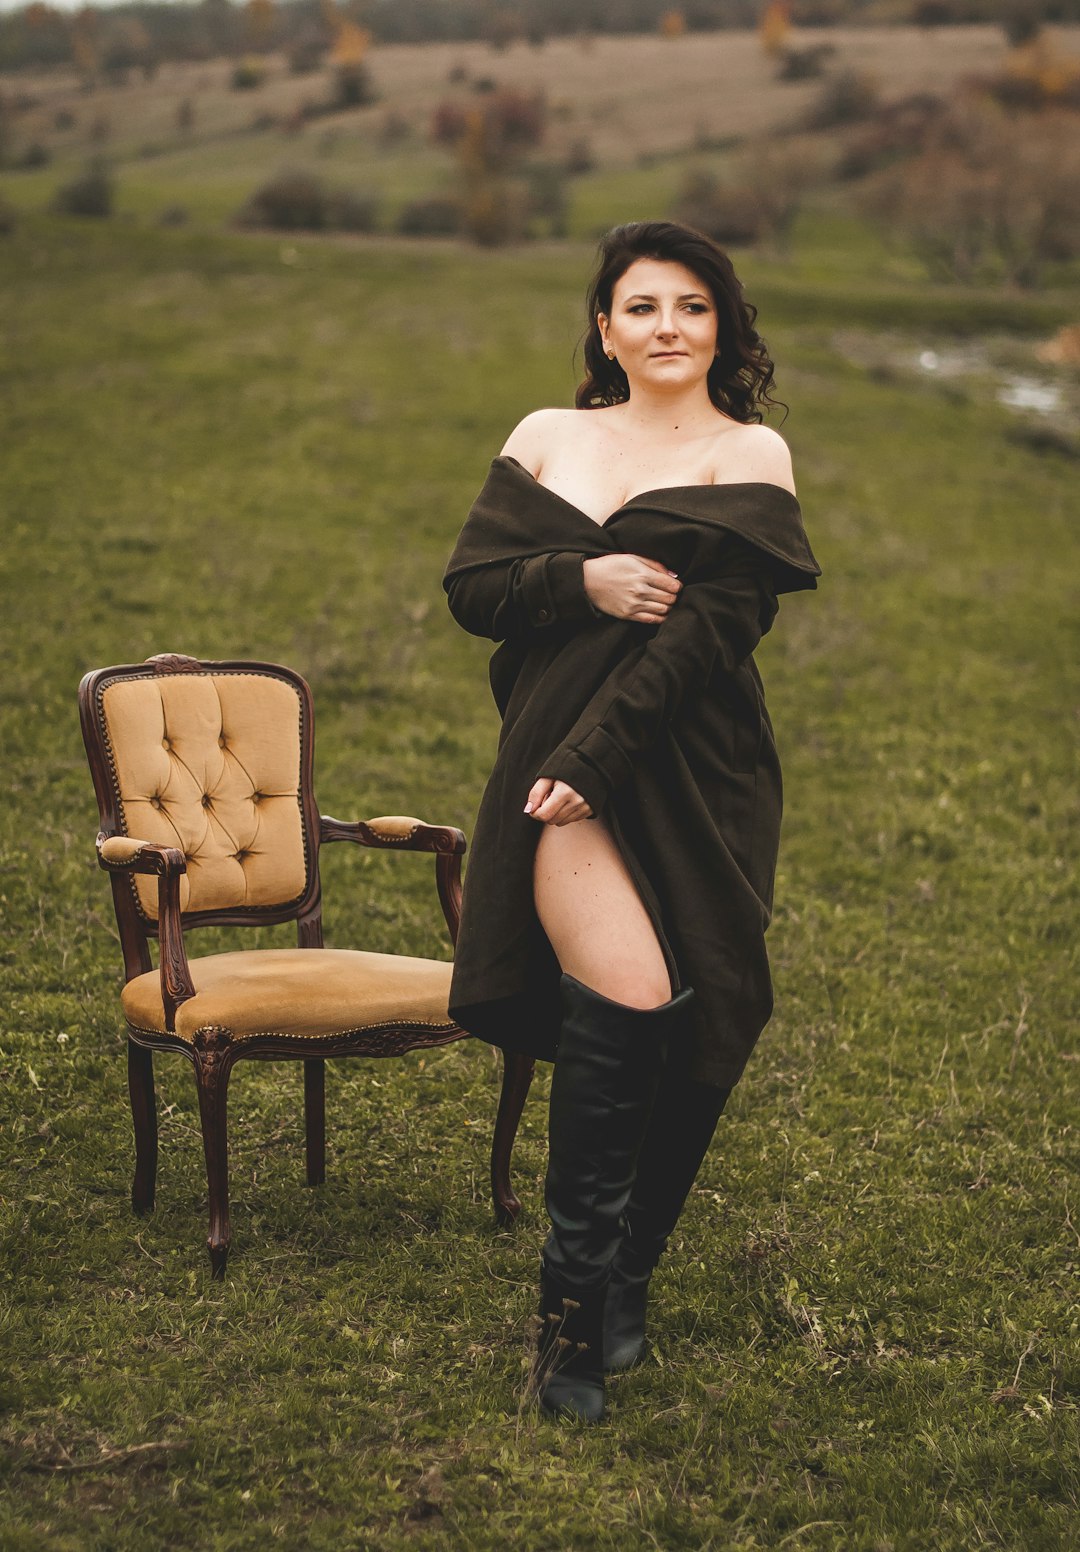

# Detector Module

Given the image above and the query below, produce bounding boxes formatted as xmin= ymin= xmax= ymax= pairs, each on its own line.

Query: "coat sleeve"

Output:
xmin=538 ymin=537 xmax=779 ymax=817
xmin=444 ymin=552 xmax=603 ymax=641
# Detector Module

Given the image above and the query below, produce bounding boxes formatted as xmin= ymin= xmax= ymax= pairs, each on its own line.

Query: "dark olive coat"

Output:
xmin=441 ymin=454 xmax=821 ymax=1088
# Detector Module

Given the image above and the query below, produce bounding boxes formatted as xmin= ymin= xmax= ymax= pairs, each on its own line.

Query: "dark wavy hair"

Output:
xmin=574 ymin=220 xmax=785 ymax=423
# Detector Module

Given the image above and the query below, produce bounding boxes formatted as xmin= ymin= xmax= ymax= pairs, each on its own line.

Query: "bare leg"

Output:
xmin=533 ymin=816 xmax=671 ymax=1008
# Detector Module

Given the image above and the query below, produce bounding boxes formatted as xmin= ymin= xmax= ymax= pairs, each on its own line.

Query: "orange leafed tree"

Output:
xmin=660 ymin=9 xmax=686 ymax=38
xmin=330 ymin=21 xmax=371 ymax=67
xmin=759 ymin=0 xmax=791 ymax=58
xmin=245 ymin=0 xmax=276 ymax=45
xmin=69 ymin=6 xmax=100 ymax=76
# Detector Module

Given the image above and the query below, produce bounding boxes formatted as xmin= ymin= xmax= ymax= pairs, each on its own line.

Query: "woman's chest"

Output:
xmin=600 ymin=510 xmax=729 ymax=578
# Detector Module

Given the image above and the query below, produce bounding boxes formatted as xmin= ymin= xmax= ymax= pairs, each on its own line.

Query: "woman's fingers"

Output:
xmin=528 ymin=779 xmax=593 ymax=824
xmin=525 ymin=776 xmax=555 ymax=814
xmin=582 ymin=553 xmax=681 ymax=623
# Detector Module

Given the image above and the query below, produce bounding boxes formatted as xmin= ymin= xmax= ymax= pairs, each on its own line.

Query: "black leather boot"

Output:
xmin=604 ymin=1070 xmax=732 ymax=1373
xmin=533 ymin=972 xmax=696 ymax=1422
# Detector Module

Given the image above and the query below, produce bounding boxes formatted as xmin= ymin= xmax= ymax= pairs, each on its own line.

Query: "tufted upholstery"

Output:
xmin=120 ymin=947 xmax=457 ymax=1044
xmin=99 ymin=671 xmax=309 ymax=918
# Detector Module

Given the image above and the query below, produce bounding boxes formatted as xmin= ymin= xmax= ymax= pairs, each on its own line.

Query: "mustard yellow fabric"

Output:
xmin=363 ymin=816 xmax=424 ymax=840
xmin=100 ymin=672 xmax=309 ymax=917
xmin=121 ymin=947 xmax=458 ymax=1043
xmin=99 ymin=835 xmax=152 ymax=865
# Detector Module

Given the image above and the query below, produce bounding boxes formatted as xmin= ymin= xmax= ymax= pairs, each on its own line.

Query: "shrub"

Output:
xmin=1002 ymin=2 xmax=1043 ymax=47
xmin=431 ymin=87 xmax=546 ymax=168
xmin=15 ymin=141 xmax=51 ymax=170
xmin=835 ymin=93 xmax=946 ymax=181
xmin=462 ymin=179 xmax=530 ymax=246
xmin=671 ymin=169 xmax=769 ymax=246
xmin=672 ymin=139 xmax=821 ymax=251
xmin=232 ymin=58 xmax=266 ymax=91
xmin=324 ymin=189 xmax=379 ymax=233
xmin=396 ymin=195 xmax=461 ymax=237
xmin=911 ymin=0 xmax=955 ymax=24
xmin=431 ymin=100 xmax=469 ymax=147
xmin=377 ymin=110 xmax=410 ymax=148
xmin=806 ymin=68 xmax=880 ymax=129
xmin=524 ymin=161 xmax=569 ymax=235
xmin=335 ymin=63 xmax=376 ymax=108
xmin=564 ymin=136 xmax=594 ymax=174
xmin=777 ymin=43 xmax=835 ymax=82
xmin=289 ymin=30 xmax=327 ymax=75
xmin=159 ymin=204 xmax=189 ymax=227
xmin=235 ymin=169 xmax=380 ymax=233
xmin=860 ymin=101 xmax=1080 ymax=287
xmin=236 ymin=168 xmax=329 ymax=229
xmin=52 ymin=159 xmax=113 ymax=218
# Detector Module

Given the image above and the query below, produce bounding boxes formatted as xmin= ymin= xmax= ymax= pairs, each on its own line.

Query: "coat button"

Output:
xmin=538 ymin=608 xmax=550 ymax=621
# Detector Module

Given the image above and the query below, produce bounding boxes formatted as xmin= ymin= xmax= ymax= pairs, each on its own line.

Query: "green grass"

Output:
xmin=1 ymin=213 xmax=1077 ymax=1549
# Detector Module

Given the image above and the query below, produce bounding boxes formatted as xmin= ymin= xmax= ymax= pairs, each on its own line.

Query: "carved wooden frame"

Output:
xmin=79 ymin=653 xmax=534 ymax=1276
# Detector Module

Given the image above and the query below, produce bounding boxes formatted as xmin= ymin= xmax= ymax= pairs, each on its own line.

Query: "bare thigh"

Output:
xmin=533 ymin=815 xmax=672 ymax=1009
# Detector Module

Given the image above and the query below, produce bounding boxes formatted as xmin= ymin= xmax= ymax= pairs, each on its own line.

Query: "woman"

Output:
xmin=442 ymin=220 xmax=820 ymax=1423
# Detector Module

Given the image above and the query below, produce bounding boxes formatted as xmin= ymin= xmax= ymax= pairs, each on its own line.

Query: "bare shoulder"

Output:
xmin=498 ymin=408 xmax=578 ymax=475
xmin=714 ymin=422 xmax=797 ymax=496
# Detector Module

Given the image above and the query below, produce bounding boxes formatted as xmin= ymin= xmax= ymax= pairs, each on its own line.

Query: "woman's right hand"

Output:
xmin=582 ymin=554 xmax=682 ymax=624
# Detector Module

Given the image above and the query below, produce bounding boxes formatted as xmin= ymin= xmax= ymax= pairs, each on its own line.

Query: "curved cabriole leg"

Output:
xmin=127 ymin=1038 xmax=157 ymax=1215
xmin=304 ymin=1058 xmax=326 ymax=1187
xmin=193 ymin=1029 xmax=235 ymax=1278
xmin=491 ymin=1049 xmax=535 ymax=1227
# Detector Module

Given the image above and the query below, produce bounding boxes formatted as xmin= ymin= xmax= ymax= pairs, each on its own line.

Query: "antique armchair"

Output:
xmin=79 ymin=653 xmax=534 ymax=1275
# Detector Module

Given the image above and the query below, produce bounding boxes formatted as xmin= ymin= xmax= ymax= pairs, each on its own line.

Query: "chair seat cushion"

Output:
xmin=121 ymin=948 xmax=460 ymax=1044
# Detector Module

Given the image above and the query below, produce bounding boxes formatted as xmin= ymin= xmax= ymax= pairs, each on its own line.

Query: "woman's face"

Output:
xmin=598 ymin=257 xmax=719 ymax=394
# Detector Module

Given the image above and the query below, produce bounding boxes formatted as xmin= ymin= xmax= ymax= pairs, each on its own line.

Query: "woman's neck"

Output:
xmin=611 ymin=383 xmax=726 ymax=439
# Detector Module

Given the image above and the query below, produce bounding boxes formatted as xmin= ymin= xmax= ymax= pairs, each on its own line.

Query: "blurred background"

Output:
xmin=2 ymin=4 xmax=1078 ymax=1547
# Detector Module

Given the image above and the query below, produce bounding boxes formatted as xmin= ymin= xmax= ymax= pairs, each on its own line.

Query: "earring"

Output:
xmin=606 ymin=349 xmax=615 ymax=361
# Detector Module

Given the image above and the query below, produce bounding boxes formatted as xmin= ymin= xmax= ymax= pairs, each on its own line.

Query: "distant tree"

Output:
xmin=759 ymin=0 xmax=791 ymax=58
xmin=330 ymin=22 xmax=376 ymax=107
xmin=245 ymin=0 xmax=277 ymax=54
xmin=1002 ymin=1 xmax=1043 ymax=47
xmin=52 ymin=157 xmax=113 ymax=218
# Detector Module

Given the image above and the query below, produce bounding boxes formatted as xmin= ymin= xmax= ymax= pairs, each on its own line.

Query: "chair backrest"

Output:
xmin=80 ymin=656 xmax=321 ymax=951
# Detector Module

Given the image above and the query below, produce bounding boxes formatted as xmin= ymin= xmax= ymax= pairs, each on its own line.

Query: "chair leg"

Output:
xmin=193 ymin=1031 xmax=234 ymax=1278
xmin=491 ymin=1049 xmax=535 ymax=1227
xmin=127 ymin=1038 xmax=158 ymax=1215
xmin=304 ymin=1058 xmax=326 ymax=1187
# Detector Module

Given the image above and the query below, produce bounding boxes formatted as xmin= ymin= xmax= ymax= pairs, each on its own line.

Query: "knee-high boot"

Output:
xmin=603 ymin=1068 xmax=733 ymax=1373
xmin=533 ymin=972 xmax=696 ymax=1423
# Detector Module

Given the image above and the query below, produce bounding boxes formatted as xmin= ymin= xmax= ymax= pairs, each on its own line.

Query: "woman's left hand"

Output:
xmin=525 ymin=776 xmax=593 ymax=825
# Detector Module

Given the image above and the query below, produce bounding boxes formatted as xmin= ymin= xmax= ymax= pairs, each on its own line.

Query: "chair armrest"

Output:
xmin=98 ymin=834 xmax=187 ymax=873
xmin=319 ymin=814 xmax=466 ymax=854
xmin=96 ymin=833 xmax=195 ymax=1031
xmin=318 ymin=815 xmax=466 ymax=948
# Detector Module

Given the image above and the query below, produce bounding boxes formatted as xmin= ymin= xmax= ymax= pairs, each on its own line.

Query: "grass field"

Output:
xmin=1 ymin=197 xmax=1078 ymax=1549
